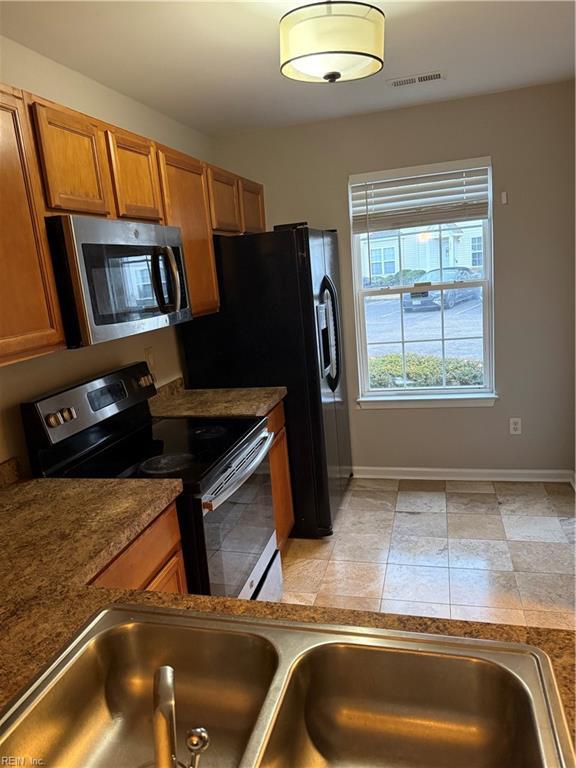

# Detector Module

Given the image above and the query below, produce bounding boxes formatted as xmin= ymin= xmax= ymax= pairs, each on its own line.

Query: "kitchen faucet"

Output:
xmin=153 ymin=666 xmax=210 ymax=768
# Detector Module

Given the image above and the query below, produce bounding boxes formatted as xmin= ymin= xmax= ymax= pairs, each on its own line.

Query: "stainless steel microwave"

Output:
xmin=46 ymin=215 xmax=192 ymax=347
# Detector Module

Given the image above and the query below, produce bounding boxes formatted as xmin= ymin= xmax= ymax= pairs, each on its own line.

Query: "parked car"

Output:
xmin=402 ymin=267 xmax=480 ymax=311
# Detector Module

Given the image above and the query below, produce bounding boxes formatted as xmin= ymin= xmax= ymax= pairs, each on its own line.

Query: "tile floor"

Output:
xmin=280 ymin=479 xmax=575 ymax=629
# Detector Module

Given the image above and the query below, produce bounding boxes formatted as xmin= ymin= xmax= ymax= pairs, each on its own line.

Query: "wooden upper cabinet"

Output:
xmin=239 ymin=177 xmax=266 ymax=233
xmin=158 ymin=147 xmax=220 ymax=315
xmin=207 ymin=165 xmax=242 ymax=233
xmin=31 ymin=101 xmax=113 ymax=215
xmin=0 ymin=88 xmax=64 ymax=365
xmin=106 ymin=129 xmax=163 ymax=220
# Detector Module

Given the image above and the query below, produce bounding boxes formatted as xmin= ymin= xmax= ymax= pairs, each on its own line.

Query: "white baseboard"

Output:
xmin=352 ymin=466 xmax=574 ymax=483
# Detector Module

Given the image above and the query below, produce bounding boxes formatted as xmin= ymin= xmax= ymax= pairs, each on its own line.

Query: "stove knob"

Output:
xmin=137 ymin=375 xmax=148 ymax=388
xmin=60 ymin=407 xmax=77 ymax=422
xmin=45 ymin=412 xmax=64 ymax=428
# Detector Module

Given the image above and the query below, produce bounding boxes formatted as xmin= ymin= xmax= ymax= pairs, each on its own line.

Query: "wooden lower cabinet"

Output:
xmin=146 ymin=548 xmax=187 ymax=594
xmin=0 ymin=87 xmax=65 ymax=365
xmin=267 ymin=403 xmax=295 ymax=549
xmin=158 ymin=147 xmax=220 ymax=315
xmin=91 ymin=502 xmax=187 ymax=594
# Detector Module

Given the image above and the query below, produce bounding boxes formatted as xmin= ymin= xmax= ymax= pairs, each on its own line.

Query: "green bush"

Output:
xmin=369 ymin=352 xmax=483 ymax=388
xmin=363 ymin=269 xmax=426 ymax=288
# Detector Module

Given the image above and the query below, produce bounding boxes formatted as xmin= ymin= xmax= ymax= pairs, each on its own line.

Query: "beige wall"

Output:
xmin=0 ymin=36 xmax=215 ymax=159
xmin=215 ymin=81 xmax=575 ymax=471
xmin=0 ymin=37 xmax=214 ymax=466
xmin=0 ymin=35 xmax=573 ymax=473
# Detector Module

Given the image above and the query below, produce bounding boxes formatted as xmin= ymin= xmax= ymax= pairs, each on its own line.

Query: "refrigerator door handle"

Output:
xmin=320 ymin=275 xmax=341 ymax=391
xmin=324 ymin=288 xmax=338 ymax=381
xmin=316 ymin=302 xmax=331 ymax=378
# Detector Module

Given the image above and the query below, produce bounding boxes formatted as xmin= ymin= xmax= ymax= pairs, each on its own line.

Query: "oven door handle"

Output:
xmin=202 ymin=429 xmax=274 ymax=512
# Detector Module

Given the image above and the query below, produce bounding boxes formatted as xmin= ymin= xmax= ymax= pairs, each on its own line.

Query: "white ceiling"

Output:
xmin=1 ymin=1 xmax=573 ymax=136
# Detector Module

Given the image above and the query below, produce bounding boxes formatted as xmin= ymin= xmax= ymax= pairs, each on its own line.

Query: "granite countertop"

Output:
xmin=149 ymin=378 xmax=287 ymax=418
xmin=0 ymin=477 xmax=182 ymax=601
xmin=0 ymin=468 xmax=573 ymax=743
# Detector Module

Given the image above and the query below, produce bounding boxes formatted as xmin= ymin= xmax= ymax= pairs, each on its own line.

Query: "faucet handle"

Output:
xmin=186 ymin=727 xmax=210 ymax=768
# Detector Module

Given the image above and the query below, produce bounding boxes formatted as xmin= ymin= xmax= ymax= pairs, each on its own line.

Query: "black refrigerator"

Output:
xmin=178 ymin=223 xmax=352 ymax=538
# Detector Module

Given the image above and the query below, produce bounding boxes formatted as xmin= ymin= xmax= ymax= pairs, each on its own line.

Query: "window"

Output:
xmin=471 ymin=235 xmax=483 ymax=267
xmin=368 ymin=245 xmax=397 ymax=279
xmin=370 ymin=247 xmax=383 ymax=276
xmin=349 ymin=157 xmax=494 ymax=403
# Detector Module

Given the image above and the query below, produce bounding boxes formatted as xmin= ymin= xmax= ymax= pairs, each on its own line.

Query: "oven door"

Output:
xmin=47 ymin=215 xmax=192 ymax=346
xmin=201 ymin=429 xmax=280 ymax=600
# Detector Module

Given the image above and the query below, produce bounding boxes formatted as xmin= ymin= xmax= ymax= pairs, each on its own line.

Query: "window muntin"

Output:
xmin=350 ymin=159 xmax=493 ymax=400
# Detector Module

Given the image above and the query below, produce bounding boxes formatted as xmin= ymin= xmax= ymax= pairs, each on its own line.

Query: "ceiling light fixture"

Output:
xmin=280 ymin=1 xmax=385 ymax=84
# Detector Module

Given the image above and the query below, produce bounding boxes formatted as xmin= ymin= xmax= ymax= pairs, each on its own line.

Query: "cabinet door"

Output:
xmin=158 ymin=148 xmax=220 ymax=315
xmin=239 ymin=177 xmax=266 ymax=233
xmin=107 ymin=129 xmax=163 ymax=220
xmin=269 ymin=426 xmax=295 ymax=550
xmin=91 ymin=503 xmax=181 ymax=589
xmin=207 ymin=165 xmax=242 ymax=232
xmin=32 ymin=102 xmax=113 ymax=215
xmin=146 ymin=549 xmax=188 ymax=594
xmin=0 ymin=90 xmax=64 ymax=365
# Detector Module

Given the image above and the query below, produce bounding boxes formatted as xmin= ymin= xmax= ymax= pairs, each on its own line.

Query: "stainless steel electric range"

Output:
xmin=21 ymin=362 xmax=282 ymax=601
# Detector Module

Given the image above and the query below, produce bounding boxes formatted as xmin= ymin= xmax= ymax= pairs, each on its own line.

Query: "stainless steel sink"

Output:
xmin=0 ymin=615 xmax=278 ymax=768
xmin=1 ymin=606 xmax=574 ymax=768
xmin=259 ymin=643 xmax=547 ymax=768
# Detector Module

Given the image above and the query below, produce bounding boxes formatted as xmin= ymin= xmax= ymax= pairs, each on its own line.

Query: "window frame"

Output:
xmin=349 ymin=158 xmax=495 ymax=407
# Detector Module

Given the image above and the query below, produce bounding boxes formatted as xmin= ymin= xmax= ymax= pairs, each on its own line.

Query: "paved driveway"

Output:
xmin=365 ymin=296 xmax=483 ymax=359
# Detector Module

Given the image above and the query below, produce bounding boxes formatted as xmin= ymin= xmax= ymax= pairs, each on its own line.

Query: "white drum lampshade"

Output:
xmin=280 ymin=2 xmax=385 ymax=83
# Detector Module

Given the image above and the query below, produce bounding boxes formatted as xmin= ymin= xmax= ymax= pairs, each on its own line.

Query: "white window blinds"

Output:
xmin=351 ymin=162 xmax=491 ymax=235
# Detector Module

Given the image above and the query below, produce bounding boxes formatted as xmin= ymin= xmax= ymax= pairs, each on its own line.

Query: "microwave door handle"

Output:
xmin=164 ymin=246 xmax=181 ymax=312
xmin=202 ymin=429 xmax=274 ymax=512
xmin=151 ymin=247 xmax=169 ymax=313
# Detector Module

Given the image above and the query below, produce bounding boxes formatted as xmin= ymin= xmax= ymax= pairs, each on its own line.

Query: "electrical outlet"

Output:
xmin=144 ymin=346 xmax=155 ymax=374
xmin=509 ymin=418 xmax=522 ymax=435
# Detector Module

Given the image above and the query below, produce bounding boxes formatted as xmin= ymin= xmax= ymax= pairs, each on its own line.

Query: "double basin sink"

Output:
xmin=0 ymin=605 xmax=574 ymax=767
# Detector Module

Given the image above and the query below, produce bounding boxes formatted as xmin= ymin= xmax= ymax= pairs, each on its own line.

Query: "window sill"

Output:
xmin=356 ymin=393 xmax=499 ymax=410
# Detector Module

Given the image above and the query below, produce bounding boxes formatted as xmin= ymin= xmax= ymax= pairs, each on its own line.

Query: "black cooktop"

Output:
xmin=61 ymin=415 xmax=263 ymax=492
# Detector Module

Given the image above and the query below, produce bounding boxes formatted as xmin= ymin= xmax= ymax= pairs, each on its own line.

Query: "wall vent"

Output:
xmin=387 ymin=71 xmax=445 ymax=88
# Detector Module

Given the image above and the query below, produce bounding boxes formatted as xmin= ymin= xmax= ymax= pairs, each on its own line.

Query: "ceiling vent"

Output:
xmin=387 ymin=71 xmax=445 ymax=88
